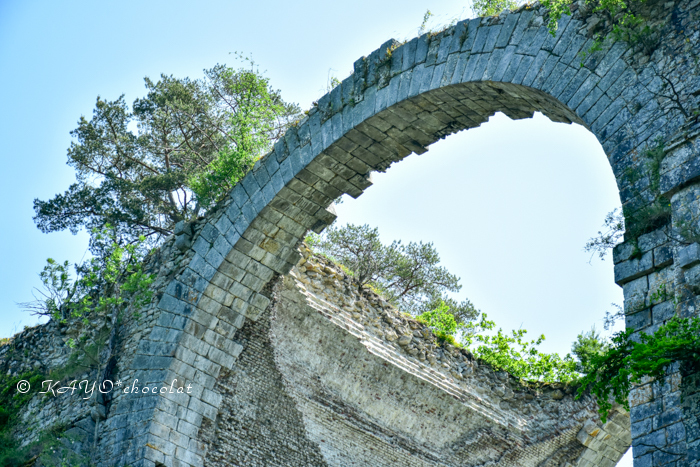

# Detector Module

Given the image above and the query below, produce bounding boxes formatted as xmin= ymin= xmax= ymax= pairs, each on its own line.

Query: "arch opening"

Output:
xmin=330 ymin=109 xmax=625 ymax=357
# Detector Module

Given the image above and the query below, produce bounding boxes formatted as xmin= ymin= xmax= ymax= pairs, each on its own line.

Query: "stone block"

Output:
xmin=653 ymin=245 xmax=673 ymax=268
xmin=626 ymin=308 xmax=652 ymax=330
xmin=613 ymin=244 xmax=638 ymax=267
xmin=678 ymin=243 xmax=700 ymax=269
xmin=615 ymin=251 xmax=653 ymax=285
xmin=631 ymin=400 xmax=663 ymax=424
xmin=652 ymin=301 xmax=675 ymax=324
xmin=653 ymin=407 xmax=682 ymax=430
xmin=631 ymin=418 xmax=653 ymax=439
xmin=666 ymin=422 xmax=687 ymax=445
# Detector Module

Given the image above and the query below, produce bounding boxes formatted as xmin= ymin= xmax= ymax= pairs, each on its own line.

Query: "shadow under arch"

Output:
xmin=99 ymin=6 xmax=694 ymax=466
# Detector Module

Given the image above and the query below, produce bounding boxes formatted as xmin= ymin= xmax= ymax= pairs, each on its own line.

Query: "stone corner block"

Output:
xmin=678 ymin=243 xmax=700 ymax=269
xmin=614 ymin=251 xmax=653 ymax=285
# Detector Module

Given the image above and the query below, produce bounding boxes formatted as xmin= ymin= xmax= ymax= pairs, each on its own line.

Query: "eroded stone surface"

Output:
xmin=267 ymin=249 xmax=631 ymax=467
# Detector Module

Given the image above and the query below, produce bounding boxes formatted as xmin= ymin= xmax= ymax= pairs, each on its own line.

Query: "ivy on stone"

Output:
xmin=577 ymin=316 xmax=700 ymax=422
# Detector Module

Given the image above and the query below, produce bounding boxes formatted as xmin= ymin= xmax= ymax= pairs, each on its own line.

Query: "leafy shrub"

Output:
xmin=578 ymin=316 xmax=700 ymax=421
xmin=21 ymin=225 xmax=154 ymax=323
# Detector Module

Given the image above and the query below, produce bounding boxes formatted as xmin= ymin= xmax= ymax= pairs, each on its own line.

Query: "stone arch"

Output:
xmin=98 ymin=2 xmax=699 ymax=465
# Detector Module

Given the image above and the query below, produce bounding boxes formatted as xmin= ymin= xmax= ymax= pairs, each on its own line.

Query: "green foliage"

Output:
xmin=609 ymin=13 xmax=659 ymax=55
xmin=34 ymin=63 xmax=300 ymax=247
xmin=21 ymin=225 xmax=155 ymax=323
xmin=49 ymin=326 xmax=112 ymax=384
xmin=0 ymin=370 xmax=46 ymax=466
xmin=434 ymin=330 xmax=461 ymax=347
xmin=313 ymin=225 xmax=575 ymax=382
xmin=571 ymin=327 xmax=610 ymax=374
xmin=0 ymin=372 xmax=45 ymax=424
xmin=0 ymin=423 xmax=85 ymax=467
xmin=472 ymin=0 xmax=518 ymax=17
xmin=416 ymin=302 xmax=577 ymax=382
xmin=540 ymin=0 xmax=660 ymax=63
xmin=418 ymin=293 xmax=479 ymax=325
xmin=541 ymin=0 xmax=575 ymax=34
xmin=541 ymin=0 xmax=636 ymax=35
xmin=577 ymin=317 xmax=700 ymax=422
xmin=313 ymin=223 xmax=465 ymax=317
xmin=416 ymin=300 xmax=460 ymax=336
xmin=188 ymin=66 xmax=298 ymax=208
xmin=419 ymin=10 xmax=433 ymax=35
xmin=466 ymin=315 xmax=579 ymax=382
xmin=584 ymin=208 xmax=625 ymax=260
xmin=625 ymin=197 xmax=672 ymax=241
xmin=304 ymin=232 xmax=322 ymax=250
xmin=578 ymin=37 xmax=604 ymax=67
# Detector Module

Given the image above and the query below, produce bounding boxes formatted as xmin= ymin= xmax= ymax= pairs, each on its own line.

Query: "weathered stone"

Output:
xmin=397 ymin=335 xmax=412 ymax=346
xmin=679 ymin=243 xmax=700 ymax=269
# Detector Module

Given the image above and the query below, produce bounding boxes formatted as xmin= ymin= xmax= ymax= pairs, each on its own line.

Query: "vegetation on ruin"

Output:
xmin=472 ymin=0 xmax=518 ymax=17
xmin=309 ymin=219 xmax=700 ymax=402
xmin=580 ymin=134 xmax=700 ymax=421
xmin=585 ymin=139 xmax=670 ymax=260
xmin=576 ymin=316 xmax=700 ymax=421
xmin=415 ymin=302 xmax=580 ymax=382
xmin=307 ymin=224 xmax=479 ymax=323
xmin=539 ymin=0 xmax=661 ymax=56
xmin=308 ymin=224 xmax=581 ymax=383
xmin=6 ymin=59 xmax=301 ymax=461
xmin=0 ymin=418 xmax=85 ymax=467
xmin=21 ymin=226 xmax=154 ymax=325
xmin=0 ymin=370 xmax=50 ymax=466
xmin=33 ymin=61 xmax=300 ymax=248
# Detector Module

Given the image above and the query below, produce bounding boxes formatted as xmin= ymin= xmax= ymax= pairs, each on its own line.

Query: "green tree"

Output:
xmin=471 ymin=326 xmax=578 ymax=382
xmin=416 ymin=300 xmax=460 ymax=336
xmin=418 ymin=293 xmax=479 ymax=325
xmin=311 ymin=225 xmax=576 ymax=382
xmin=21 ymin=225 xmax=154 ymax=324
xmin=33 ymin=64 xmax=300 ymax=247
xmin=571 ymin=327 xmax=610 ymax=374
xmin=314 ymin=223 xmax=472 ymax=319
xmin=415 ymin=304 xmax=578 ymax=382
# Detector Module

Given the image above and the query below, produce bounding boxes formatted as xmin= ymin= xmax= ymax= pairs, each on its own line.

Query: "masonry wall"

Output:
xmin=196 ymin=246 xmax=631 ymax=467
xmin=2 ymin=245 xmax=632 ymax=467
xmin=198 ymin=278 xmax=328 ymax=466
xmin=613 ymin=123 xmax=700 ymax=466
xmin=0 ymin=318 xmax=97 ymax=464
xmin=0 ymin=235 xmax=189 ymax=465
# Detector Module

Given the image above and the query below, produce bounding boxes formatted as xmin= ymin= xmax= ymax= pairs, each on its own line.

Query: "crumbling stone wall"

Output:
xmin=2 ymin=247 xmax=631 ymax=467
xmin=0 ymin=235 xmax=191 ymax=464
xmin=613 ymin=128 xmax=700 ymax=465
xmin=0 ymin=318 xmax=98 ymax=462
xmin=265 ymin=247 xmax=631 ymax=467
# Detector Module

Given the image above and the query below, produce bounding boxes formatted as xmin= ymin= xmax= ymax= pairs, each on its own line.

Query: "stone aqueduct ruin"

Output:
xmin=6 ymin=0 xmax=700 ymax=464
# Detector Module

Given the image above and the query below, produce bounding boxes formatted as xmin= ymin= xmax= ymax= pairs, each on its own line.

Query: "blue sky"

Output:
xmin=0 ymin=1 xmax=630 ymax=461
